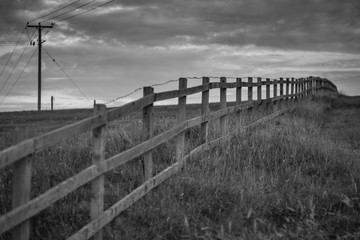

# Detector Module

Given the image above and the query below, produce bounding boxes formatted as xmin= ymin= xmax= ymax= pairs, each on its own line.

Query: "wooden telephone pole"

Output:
xmin=27 ymin=22 xmax=53 ymax=111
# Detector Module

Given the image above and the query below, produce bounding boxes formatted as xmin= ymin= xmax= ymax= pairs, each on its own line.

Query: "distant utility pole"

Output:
xmin=51 ymin=96 xmax=54 ymax=111
xmin=27 ymin=22 xmax=53 ymax=111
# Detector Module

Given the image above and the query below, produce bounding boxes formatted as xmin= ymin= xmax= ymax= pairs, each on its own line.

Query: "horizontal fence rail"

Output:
xmin=0 ymin=76 xmax=337 ymax=240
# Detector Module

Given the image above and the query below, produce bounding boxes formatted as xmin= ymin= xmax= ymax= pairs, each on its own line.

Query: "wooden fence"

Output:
xmin=0 ymin=76 xmax=337 ymax=240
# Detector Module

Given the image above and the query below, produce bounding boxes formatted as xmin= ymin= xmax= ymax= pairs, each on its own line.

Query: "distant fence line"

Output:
xmin=0 ymin=76 xmax=337 ymax=240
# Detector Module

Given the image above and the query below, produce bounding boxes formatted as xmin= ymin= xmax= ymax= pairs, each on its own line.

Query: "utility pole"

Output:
xmin=51 ymin=96 xmax=54 ymax=111
xmin=27 ymin=22 xmax=53 ymax=111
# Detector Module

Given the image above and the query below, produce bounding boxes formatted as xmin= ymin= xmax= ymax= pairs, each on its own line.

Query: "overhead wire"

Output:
xmin=42 ymin=46 xmax=92 ymax=104
xmin=0 ymin=27 xmax=26 ymax=83
xmin=42 ymin=0 xmax=97 ymax=22
xmin=0 ymin=28 xmax=36 ymax=95
xmin=0 ymin=48 xmax=38 ymax=107
xmin=55 ymin=0 xmax=116 ymax=23
xmin=105 ymin=78 xmax=180 ymax=105
xmin=28 ymin=0 xmax=82 ymax=23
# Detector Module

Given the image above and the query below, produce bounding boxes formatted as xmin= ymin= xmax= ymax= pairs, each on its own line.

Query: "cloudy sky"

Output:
xmin=0 ymin=0 xmax=359 ymax=111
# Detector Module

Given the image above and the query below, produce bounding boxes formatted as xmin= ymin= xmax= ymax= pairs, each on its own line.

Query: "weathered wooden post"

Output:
xmin=266 ymin=78 xmax=270 ymax=114
xmin=248 ymin=77 xmax=253 ymax=120
xmin=236 ymin=78 xmax=242 ymax=127
xmin=306 ymin=78 xmax=310 ymax=96
xmin=220 ymin=77 xmax=227 ymax=135
xmin=201 ymin=77 xmax=210 ymax=144
xmin=279 ymin=78 xmax=284 ymax=110
xmin=142 ymin=86 xmax=154 ymax=181
xmin=176 ymin=78 xmax=187 ymax=162
xmin=291 ymin=78 xmax=295 ymax=105
xmin=285 ymin=78 xmax=290 ymax=108
xmin=91 ymin=104 xmax=107 ymax=240
xmin=257 ymin=77 xmax=262 ymax=115
xmin=301 ymin=78 xmax=305 ymax=99
xmin=295 ymin=78 xmax=299 ymax=102
xmin=12 ymin=126 xmax=31 ymax=240
xmin=273 ymin=79 xmax=278 ymax=111
xmin=51 ymin=96 xmax=54 ymax=111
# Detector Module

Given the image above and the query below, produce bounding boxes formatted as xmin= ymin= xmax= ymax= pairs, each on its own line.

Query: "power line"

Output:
xmin=0 ymin=29 xmax=34 ymax=95
xmin=42 ymin=46 xmax=92 ymax=104
xmin=105 ymin=78 xmax=180 ymax=105
xmin=0 ymin=27 xmax=26 ymax=82
xmin=42 ymin=0 xmax=97 ymax=22
xmin=55 ymin=0 xmax=116 ymax=23
xmin=25 ymin=27 xmax=38 ymax=43
xmin=0 ymin=48 xmax=38 ymax=107
xmin=28 ymin=0 xmax=82 ymax=23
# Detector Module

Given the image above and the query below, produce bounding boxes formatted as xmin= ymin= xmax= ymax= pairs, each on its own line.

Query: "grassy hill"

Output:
xmin=1 ymin=93 xmax=359 ymax=239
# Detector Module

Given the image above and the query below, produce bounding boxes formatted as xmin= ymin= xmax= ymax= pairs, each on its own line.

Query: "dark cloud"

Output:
xmin=1 ymin=0 xmax=360 ymax=111
xmin=1 ymin=0 xmax=360 ymax=52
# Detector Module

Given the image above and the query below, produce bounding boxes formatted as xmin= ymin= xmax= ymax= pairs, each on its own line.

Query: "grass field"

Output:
xmin=1 ymin=93 xmax=360 ymax=239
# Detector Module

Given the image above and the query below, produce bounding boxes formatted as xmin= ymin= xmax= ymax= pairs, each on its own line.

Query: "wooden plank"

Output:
xmin=154 ymin=84 xmax=208 ymax=102
xmin=12 ymin=127 xmax=31 ymax=240
xmin=0 ymin=115 xmax=106 ymax=170
xmin=176 ymin=78 xmax=187 ymax=162
xmin=209 ymin=81 xmax=252 ymax=89
xmin=220 ymin=77 xmax=227 ymax=135
xmin=0 ymin=139 xmax=34 ymax=170
xmin=67 ymin=161 xmax=183 ymax=240
xmin=107 ymin=94 xmax=155 ymax=121
xmin=142 ymin=87 xmax=154 ymax=181
xmin=200 ymin=77 xmax=210 ymax=144
xmin=90 ymin=104 xmax=107 ymax=240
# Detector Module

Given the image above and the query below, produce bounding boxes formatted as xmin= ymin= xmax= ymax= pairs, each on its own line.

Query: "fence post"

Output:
xmin=296 ymin=78 xmax=299 ymax=102
xmin=236 ymin=78 xmax=242 ymax=127
xmin=91 ymin=104 xmax=106 ymax=240
xmin=12 ymin=126 xmax=31 ymax=240
xmin=142 ymin=87 xmax=154 ymax=181
xmin=257 ymin=77 xmax=262 ymax=115
xmin=291 ymin=78 xmax=295 ymax=105
xmin=301 ymin=78 xmax=305 ymax=99
xmin=266 ymin=78 xmax=270 ymax=114
xmin=176 ymin=78 xmax=187 ymax=162
xmin=201 ymin=77 xmax=210 ymax=144
xmin=220 ymin=77 xmax=227 ymax=135
xmin=285 ymin=78 xmax=290 ymax=107
xmin=307 ymin=78 xmax=310 ymax=96
xmin=279 ymin=78 xmax=284 ymax=110
xmin=51 ymin=96 xmax=54 ymax=111
xmin=273 ymin=79 xmax=278 ymax=111
xmin=248 ymin=77 xmax=253 ymax=120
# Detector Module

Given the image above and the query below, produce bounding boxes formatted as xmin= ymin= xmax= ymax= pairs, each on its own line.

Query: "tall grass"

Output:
xmin=1 ymin=93 xmax=360 ymax=239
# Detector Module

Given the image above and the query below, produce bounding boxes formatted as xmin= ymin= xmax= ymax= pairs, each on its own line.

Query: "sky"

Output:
xmin=0 ymin=0 xmax=359 ymax=111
